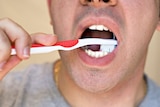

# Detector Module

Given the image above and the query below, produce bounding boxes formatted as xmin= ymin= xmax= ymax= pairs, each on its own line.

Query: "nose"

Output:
xmin=80 ymin=0 xmax=117 ymax=7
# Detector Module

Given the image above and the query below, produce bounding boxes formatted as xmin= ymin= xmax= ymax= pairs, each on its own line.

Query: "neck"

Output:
xmin=55 ymin=61 xmax=146 ymax=107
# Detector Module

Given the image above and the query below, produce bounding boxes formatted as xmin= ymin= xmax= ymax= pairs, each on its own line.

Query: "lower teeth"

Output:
xmin=85 ymin=49 xmax=108 ymax=58
xmin=84 ymin=45 xmax=116 ymax=58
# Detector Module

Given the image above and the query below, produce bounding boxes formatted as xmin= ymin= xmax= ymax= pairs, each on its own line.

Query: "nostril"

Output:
xmin=103 ymin=0 xmax=109 ymax=3
xmin=81 ymin=0 xmax=116 ymax=6
xmin=87 ymin=0 xmax=110 ymax=3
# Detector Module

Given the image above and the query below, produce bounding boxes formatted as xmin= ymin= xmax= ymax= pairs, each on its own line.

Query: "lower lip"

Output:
xmin=78 ymin=47 xmax=117 ymax=66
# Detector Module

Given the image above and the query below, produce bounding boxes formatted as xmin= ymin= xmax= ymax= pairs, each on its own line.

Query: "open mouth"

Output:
xmin=80 ymin=25 xmax=117 ymax=58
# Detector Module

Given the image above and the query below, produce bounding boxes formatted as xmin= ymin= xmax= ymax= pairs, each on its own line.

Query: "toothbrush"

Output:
xmin=11 ymin=38 xmax=117 ymax=55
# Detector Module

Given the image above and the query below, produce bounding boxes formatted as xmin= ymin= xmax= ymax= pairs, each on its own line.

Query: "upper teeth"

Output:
xmin=89 ymin=25 xmax=109 ymax=31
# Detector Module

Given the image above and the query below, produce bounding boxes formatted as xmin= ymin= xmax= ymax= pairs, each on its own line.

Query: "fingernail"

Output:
xmin=23 ymin=47 xmax=30 ymax=58
xmin=0 ymin=61 xmax=6 ymax=71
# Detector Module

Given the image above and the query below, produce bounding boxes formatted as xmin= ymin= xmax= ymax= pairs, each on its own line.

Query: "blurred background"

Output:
xmin=0 ymin=0 xmax=160 ymax=84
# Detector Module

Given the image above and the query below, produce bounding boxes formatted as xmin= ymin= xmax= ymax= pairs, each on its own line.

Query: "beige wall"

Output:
xmin=0 ymin=0 xmax=160 ymax=84
xmin=0 ymin=0 xmax=60 ymax=69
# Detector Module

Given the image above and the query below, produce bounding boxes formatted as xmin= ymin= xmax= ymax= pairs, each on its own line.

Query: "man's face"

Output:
xmin=49 ymin=0 xmax=159 ymax=92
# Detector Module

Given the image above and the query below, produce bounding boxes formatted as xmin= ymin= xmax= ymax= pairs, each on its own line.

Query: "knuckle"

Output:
xmin=0 ymin=31 xmax=11 ymax=62
xmin=0 ymin=17 xmax=13 ymax=25
xmin=0 ymin=49 xmax=10 ymax=62
xmin=1 ymin=17 xmax=13 ymax=22
xmin=0 ymin=30 xmax=9 ymax=43
xmin=17 ymin=33 xmax=32 ymax=46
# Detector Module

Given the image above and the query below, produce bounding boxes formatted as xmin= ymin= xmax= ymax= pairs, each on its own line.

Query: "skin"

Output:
xmin=49 ymin=0 xmax=160 ymax=106
xmin=0 ymin=0 xmax=160 ymax=107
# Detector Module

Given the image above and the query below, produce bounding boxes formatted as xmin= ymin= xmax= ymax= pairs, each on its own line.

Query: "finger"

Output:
xmin=0 ymin=30 xmax=12 ymax=62
xmin=0 ymin=56 xmax=21 ymax=80
xmin=31 ymin=33 xmax=57 ymax=46
xmin=0 ymin=18 xmax=32 ymax=59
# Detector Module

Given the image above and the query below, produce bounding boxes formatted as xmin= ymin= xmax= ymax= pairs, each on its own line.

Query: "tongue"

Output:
xmin=87 ymin=45 xmax=100 ymax=51
xmin=81 ymin=29 xmax=113 ymax=51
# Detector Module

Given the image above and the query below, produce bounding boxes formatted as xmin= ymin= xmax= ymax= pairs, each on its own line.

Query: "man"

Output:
xmin=0 ymin=0 xmax=160 ymax=107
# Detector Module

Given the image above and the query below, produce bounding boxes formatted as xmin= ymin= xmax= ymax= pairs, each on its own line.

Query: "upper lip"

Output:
xmin=75 ymin=16 xmax=121 ymax=43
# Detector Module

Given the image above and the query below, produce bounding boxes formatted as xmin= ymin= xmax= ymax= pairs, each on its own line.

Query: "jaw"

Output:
xmin=56 ymin=12 xmax=152 ymax=100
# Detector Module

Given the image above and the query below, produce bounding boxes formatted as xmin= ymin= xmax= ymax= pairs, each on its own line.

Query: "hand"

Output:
xmin=0 ymin=18 xmax=57 ymax=80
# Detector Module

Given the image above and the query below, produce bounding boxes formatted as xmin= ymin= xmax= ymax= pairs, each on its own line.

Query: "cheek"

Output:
xmin=59 ymin=51 xmax=79 ymax=67
xmin=51 ymin=0 xmax=75 ymax=24
xmin=122 ymin=0 xmax=159 ymax=32
xmin=50 ymin=0 xmax=79 ymax=40
xmin=50 ymin=1 xmax=68 ymax=31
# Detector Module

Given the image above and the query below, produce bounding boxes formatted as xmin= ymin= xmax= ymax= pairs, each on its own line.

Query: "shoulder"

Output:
xmin=0 ymin=62 xmax=55 ymax=91
xmin=139 ymin=75 xmax=160 ymax=107
xmin=0 ymin=63 xmax=56 ymax=106
xmin=1 ymin=63 xmax=54 ymax=86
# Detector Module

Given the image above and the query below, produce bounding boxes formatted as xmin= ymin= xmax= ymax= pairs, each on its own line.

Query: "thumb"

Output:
xmin=31 ymin=33 xmax=57 ymax=46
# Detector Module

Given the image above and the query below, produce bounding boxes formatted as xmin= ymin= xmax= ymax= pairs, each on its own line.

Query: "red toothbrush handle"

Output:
xmin=12 ymin=40 xmax=78 ymax=48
